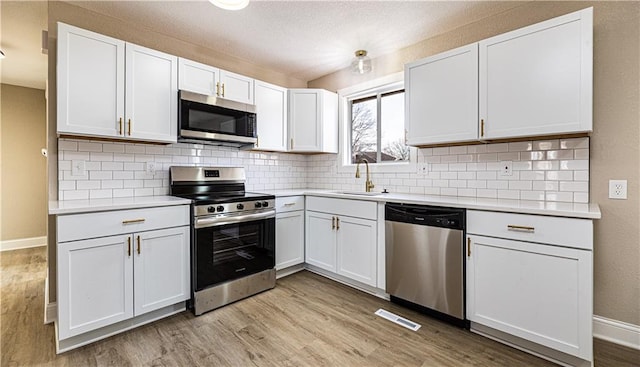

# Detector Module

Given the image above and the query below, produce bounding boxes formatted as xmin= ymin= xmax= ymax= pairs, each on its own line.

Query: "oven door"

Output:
xmin=193 ymin=211 xmax=275 ymax=291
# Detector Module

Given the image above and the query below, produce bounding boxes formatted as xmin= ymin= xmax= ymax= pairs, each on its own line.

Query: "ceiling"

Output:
xmin=0 ymin=1 xmax=525 ymax=90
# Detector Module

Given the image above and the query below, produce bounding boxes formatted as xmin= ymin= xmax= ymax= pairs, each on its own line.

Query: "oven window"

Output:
xmin=194 ymin=218 xmax=275 ymax=290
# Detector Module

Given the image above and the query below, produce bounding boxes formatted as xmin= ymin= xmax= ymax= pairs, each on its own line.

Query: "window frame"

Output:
xmin=336 ymin=72 xmax=417 ymax=174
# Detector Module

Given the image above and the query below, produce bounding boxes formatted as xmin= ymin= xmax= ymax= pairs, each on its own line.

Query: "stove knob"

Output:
xmin=207 ymin=206 xmax=215 ymax=213
xmin=236 ymin=203 xmax=244 ymax=210
xmin=216 ymin=205 xmax=224 ymax=212
xmin=255 ymin=202 xmax=262 ymax=208
xmin=262 ymin=201 xmax=269 ymax=207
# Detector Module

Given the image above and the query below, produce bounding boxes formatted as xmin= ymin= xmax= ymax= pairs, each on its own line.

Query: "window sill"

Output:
xmin=337 ymin=160 xmax=417 ymax=175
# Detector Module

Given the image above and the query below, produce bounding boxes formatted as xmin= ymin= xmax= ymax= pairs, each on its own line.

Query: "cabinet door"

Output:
xmin=289 ymin=89 xmax=321 ymax=152
xmin=479 ymin=8 xmax=592 ymax=139
xmin=57 ymin=22 xmax=125 ymax=138
xmin=219 ymin=70 xmax=254 ymax=104
xmin=405 ymin=44 xmax=478 ymax=145
xmin=336 ymin=216 xmax=377 ymax=287
xmin=133 ymin=226 xmax=190 ymax=316
xmin=125 ymin=44 xmax=178 ymax=143
xmin=178 ymin=58 xmax=218 ymax=96
xmin=275 ymin=211 xmax=304 ymax=270
xmin=305 ymin=211 xmax=336 ymax=272
xmin=57 ymin=235 xmax=133 ymax=339
xmin=466 ymin=235 xmax=593 ymax=360
xmin=254 ymin=80 xmax=288 ymax=151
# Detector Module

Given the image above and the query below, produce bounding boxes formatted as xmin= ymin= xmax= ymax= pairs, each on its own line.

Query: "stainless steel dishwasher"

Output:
xmin=385 ymin=203 xmax=467 ymax=327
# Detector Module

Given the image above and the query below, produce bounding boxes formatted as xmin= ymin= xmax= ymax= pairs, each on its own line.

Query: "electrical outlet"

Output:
xmin=71 ymin=160 xmax=85 ymax=176
xmin=146 ymin=162 xmax=156 ymax=175
xmin=499 ymin=161 xmax=512 ymax=176
xmin=418 ymin=163 xmax=429 ymax=174
xmin=609 ymin=179 xmax=627 ymax=199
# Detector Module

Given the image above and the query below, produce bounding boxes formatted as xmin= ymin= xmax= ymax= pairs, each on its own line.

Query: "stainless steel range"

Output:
xmin=169 ymin=166 xmax=275 ymax=315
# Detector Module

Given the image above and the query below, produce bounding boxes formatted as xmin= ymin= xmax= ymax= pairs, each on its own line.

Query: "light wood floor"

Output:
xmin=2 ymin=247 xmax=639 ymax=366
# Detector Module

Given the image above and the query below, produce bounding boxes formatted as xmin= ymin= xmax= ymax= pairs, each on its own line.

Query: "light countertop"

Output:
xmin=265 ymin=189 xmax=601 ymax=219
xmin=49 ymin=196 xmax=192 ymax=215
xmin=50 ymin=190 xmax=601 ymax=219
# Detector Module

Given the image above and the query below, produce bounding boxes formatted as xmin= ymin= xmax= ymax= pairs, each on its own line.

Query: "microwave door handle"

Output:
xmin=195 ymin=210 xmax=276 ymax=229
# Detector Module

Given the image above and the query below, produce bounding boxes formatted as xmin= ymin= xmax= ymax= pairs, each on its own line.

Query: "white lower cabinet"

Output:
xmin=466 ymin=210 xmax=593 ymax=363
xmin=305 ymin=197 xmax=377 ymax=287
xmin=58 ymin=235 xmax=133 ymax=339
xmin=56 ymin=205 xmax=190 ymax=343
xmin=275 ymin=196 xmax=305 ymax=271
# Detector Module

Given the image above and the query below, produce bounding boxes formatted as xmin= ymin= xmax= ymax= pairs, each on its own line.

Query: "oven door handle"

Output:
xmin=195 ymin=210 xmax=276 ymax=228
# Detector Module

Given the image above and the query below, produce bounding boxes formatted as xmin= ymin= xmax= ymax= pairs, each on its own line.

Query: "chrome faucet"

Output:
xmin=355 ymin=158 xmax=375 ymax=192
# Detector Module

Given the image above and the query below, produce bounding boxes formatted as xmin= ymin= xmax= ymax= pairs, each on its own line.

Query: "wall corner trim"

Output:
xmin=0 ymin=236 xmax=47 ymax=252
xmin=593 ymin=315 xmax=640 ymax=350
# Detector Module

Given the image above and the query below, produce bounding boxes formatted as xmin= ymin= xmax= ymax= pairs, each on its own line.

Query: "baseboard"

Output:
xmin=593 ymin=315 xmax=640 ymax=350
xmin=1 ymin=236 xmax=46 ymax=252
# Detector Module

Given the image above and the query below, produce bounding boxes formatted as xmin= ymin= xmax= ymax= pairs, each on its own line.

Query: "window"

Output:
xmin=349 ymin=89 xmax=408 ymax=164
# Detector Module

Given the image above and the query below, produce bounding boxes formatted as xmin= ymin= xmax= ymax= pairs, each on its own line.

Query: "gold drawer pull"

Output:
xmin=283 ymin=202 xmax=296 ymax=206
xmin=507 ymin=225 xmax=535 ymax=232
xmin=122 ymin=218 xmax=146 ymax=224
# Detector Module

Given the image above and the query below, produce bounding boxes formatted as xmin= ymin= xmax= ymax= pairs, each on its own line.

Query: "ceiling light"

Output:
xmin=351 ymin=50 xmax=372 ymax=74
xmin=209 ymin=0 xmax=249 ymax=10
xmin=0 ymin=50 xmax=5 ymax=59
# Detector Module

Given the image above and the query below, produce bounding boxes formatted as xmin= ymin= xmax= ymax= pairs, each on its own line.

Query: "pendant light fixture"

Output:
xmin=351 ymin=50 xmax=372 ymax=74
xmin=209 ymin=0 xmax=249 ymax=10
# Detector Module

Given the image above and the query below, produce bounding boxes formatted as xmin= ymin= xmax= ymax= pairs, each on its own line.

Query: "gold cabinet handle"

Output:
xmin=290 ymin=138 xmax=294 ymax=149
xmin=137 ymin=235 xmax=141 ymax=255
xmin=467 ymin=237 xmax=471 ymax=257
xmin=221 ymin=83 xmax=225 ymax=97
xmin=127 ymin=237 xmax=131 ymax=257
xmin=216 ymin=82 xmax=220 ymax=96
xmin=507 ymin=225 xmax=535 ymax=232
xmin=336 ymin=217 xmax=340 ymax=230
xmin=404 ymin=129 xmax=408 ymax=144
xmin=480 ymin=119 xmax=485 ymax=137
xmin=283 ymin=202 xmax=296 ymax=206
xmin=119 ymin=117 xmax=123 ymax=135
xmin=127 ymin=119 xmax=132 ymax=136
xmin=122 ymin=218 xmax=145 ymax=224
xmin=332 ymin=216 xmax=335 ymax=230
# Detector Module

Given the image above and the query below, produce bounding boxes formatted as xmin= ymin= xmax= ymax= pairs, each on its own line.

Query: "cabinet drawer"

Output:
xmin=467 ymin=210 xmax=592 ymax=250
xmin=306 ymin=196 xmax=377 ymax=220
xmin=275 ymin=196 xmax=305 ymax=213
xmin=58 ymin=205 xmax=190 ymax=242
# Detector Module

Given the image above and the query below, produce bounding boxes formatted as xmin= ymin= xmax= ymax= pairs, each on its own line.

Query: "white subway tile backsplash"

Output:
xmin=486 ymin=143 xmax=509 ymax=153
xmin=58 ymin=137 xmax=590 ymax=203
xmin=533 ymin=140 xmax=559 ymax=150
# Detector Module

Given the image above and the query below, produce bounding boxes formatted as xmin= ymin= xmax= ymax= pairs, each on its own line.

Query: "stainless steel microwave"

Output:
xmin=178 ymin=90 xmax=257 ymax=147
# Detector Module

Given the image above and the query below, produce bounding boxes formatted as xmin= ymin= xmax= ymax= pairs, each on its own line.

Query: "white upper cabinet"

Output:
xmin=219 ymin=70 xmax=254 ymax=104
xmin=253 ymin=80 xmax=288 ymax=151
xmin=178 ymin=58 xmax=254 ymax=104
xmin=178 ymin=58 xmax=218 ymax=96
xmin=57 ymin=23 xmax=177 ymax=143
xmin=57 ymin=23 xmax=125 ymax=138
xmin=125 ymin=44 xmax=178 ymax=143
xmin=404 ymin=7 xmax=592 ymax=145
xmin=288 ymin=89 xmax=338 ymax=153
xmin=405 ymin=44 xmax=479 ymax=145
xmin=479 ymin=7 xmax=593 ymax=139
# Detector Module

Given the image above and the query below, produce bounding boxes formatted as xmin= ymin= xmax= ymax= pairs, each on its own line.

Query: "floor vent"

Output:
xmin=375 ymin=309 xmax=421 ymax=331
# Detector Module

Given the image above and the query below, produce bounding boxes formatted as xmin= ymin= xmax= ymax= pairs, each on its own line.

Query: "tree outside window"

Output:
xmin=350 ymin=90 xmax=408 ymax=164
